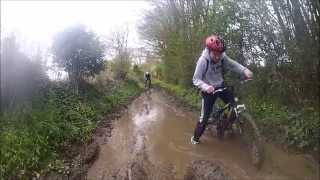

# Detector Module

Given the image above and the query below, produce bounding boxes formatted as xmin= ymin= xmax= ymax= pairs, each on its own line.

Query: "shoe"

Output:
xmin=191 ymin=136 xmax=200 ymax=145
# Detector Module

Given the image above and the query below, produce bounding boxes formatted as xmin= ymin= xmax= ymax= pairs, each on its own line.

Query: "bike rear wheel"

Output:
xmin=236 ymin=112 xmax=264 ymax=169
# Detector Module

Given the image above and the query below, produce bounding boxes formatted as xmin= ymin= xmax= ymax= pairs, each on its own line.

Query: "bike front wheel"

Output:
xmin=237 ymin=112 xmax=264 ymax=169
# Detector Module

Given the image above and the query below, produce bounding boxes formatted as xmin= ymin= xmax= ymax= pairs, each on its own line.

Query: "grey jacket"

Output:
xmin=193 ymin=48 xmax=248 ymax=91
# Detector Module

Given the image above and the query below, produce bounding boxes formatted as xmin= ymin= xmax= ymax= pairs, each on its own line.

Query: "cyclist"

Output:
xmin=191 ymin=35 xmax=253 ymax=144
xmin=144 ymin=71 xmax=151 ymax=88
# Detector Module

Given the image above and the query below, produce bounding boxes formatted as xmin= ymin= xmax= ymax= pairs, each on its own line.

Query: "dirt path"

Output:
xmin=86 ymin=89 xmax=318 ymax=180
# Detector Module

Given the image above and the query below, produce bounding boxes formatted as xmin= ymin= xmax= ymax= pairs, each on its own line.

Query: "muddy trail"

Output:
xmin=86 ymin=89 xmax=318 ymax=180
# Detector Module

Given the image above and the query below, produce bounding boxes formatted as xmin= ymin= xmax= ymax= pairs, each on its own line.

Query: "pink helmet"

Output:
xmin=205 ymin=35 xmax=225 ymax=53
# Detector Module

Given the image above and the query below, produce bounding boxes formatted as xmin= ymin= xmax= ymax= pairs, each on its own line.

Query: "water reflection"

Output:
xmin=144 ymin=90 xmax=152 ymax=114
xmin=133 ymin=89 xmax=159 ymax=127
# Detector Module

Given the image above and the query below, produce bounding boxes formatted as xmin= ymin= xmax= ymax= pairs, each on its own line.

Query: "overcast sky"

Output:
xmin=1 ymin=0 xmax=151 ymax=55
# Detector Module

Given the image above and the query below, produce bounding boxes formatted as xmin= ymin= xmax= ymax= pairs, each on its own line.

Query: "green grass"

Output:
xmin=0 ymin=79 xmax=142 ymax=179
xmin=245 ymin=95 xmax=319 ymax=150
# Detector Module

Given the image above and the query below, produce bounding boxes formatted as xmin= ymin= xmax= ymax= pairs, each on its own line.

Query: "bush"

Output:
xmin=0 ymin=79 xmax=142 ymax=179
xmin=245 ymin=95 xmax=320 ymax=150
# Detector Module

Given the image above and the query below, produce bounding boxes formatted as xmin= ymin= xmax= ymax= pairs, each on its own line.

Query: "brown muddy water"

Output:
xmin=87 ymin=89 xmax=318 ymax=180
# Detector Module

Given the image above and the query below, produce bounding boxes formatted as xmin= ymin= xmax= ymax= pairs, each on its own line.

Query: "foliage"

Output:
xmin=109 ymin=52 xmax=131 ymax=80
xmin=153 ymin=63 xmax=165 ymax=80
xmin=245 ymin=95 xmax=320 ymax=150
xmin=140 ymin=0 xmax=319 ymax=151
xmin=1 ymin=35 xmax=48 ymax=110
xmin=52 ymin=24 xmax=105 ymax=93
xmin=131 ymin=64 xmax=145 ymax=83
xmin=139 ymin=0 xmax=319 ymax=105
xmin=0 ymin=79 xmax=142 ymax=179
xmin=105 ymin=27 xmax=132 ymax=80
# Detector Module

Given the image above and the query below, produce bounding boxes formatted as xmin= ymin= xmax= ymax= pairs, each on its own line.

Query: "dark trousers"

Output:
xmin=145 ymin=79 xmax=151 ymax=87
xmin=193 ymin=88 xmax=235 ymax=141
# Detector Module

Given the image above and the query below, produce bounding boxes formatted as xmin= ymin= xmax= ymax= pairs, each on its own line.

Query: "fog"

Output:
xmin=1 ymin=1 xmax=151 ymax=108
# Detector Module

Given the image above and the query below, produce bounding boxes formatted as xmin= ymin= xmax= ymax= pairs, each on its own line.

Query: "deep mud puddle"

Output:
xmin=87 ymin=89 xmax=318 ymax=180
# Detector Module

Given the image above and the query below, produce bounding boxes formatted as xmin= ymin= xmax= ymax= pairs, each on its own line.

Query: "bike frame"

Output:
xmin=209 ymin=87 xmax=247 ymax=127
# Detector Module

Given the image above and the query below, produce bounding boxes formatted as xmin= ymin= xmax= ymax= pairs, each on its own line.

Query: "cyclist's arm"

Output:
xmin=223 ymin=54 xmax=250 ymax=77
xmin=193 ymin=57 xmax=210 ymax=92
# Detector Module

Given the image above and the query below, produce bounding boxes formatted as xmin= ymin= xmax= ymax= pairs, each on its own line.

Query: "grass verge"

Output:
xmin=0 ymin=79 xmax=143 ymax=179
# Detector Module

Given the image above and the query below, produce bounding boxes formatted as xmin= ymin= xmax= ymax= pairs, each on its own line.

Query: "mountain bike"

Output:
xmin=207 ymin=81 xmax=264 ymax=169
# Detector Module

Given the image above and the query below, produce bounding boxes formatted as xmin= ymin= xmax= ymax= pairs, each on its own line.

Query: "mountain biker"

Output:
xmin=191 ymin=35 xmax=253 ymax=145
xmin=144 ymin=71 xmax=151 ymax=88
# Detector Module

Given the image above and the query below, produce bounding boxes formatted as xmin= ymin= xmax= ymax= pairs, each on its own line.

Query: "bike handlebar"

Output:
xmin=212 ymin=87 xmax=227 ymax=95
xmin=211 ymin=79 xmax=252 ymax=95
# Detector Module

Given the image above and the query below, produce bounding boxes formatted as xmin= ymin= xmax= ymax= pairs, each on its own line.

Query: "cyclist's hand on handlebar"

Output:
xmin=244 ymin=69 xmax=253 ymax=79
xmin=206 ymin=86 xmax=215 ymax=93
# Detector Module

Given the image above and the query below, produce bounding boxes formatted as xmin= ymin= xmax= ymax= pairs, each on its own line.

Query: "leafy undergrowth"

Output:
xmin=154 ymin=79 xmax=319 ymax=153
xmin=246 ymin=96 xmax=319 ymax=151
xmin=0 ymin=79 xmax=142 ymax=179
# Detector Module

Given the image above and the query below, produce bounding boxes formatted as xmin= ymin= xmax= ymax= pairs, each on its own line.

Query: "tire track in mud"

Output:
xmin=87 ymin=90 xmax=176 ymax=180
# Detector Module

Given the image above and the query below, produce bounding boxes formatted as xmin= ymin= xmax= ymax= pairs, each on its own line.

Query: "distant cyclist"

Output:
xmin=144 ymin=71 xmax=151 ymax=88
xmin=191 ymin=35 xmax=253 ymax=145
